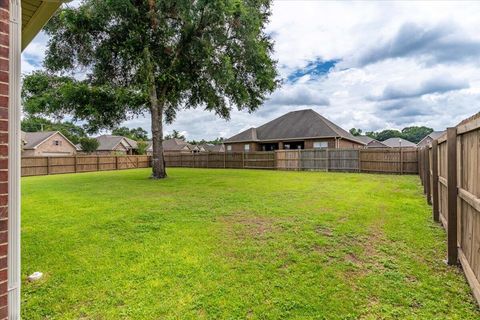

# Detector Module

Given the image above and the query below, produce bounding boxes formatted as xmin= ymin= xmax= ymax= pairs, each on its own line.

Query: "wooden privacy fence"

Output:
xmin=22 ymin=148 xmax=418 ymax=177
xmin=419 ymin=115 xmax=480 ymax=305
xmin=164 ymin=148 xmax=418 ymax=174
xmin=21 ymin=155 xmax=151 ymax=177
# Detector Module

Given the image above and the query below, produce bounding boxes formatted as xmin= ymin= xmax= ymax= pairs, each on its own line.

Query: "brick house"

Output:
xmin=21 ymin=131 xmax=78 ymax=157
xmin=146 ymin=138 xmax=198 ymax=155
xmin=354 ymin=135 xmax=388 ymax=148
xmin=224 ymin=109 xmax=365 ymax=152
xmin=90 ymin=135 xmax=138 ymax=155
xmin=382 ymin=137 xmax=417 ymax=148
xmin=416 ymin=131 xmax=445 ymax=148
xmin=2 ymin=1 xmax=65 ymax=318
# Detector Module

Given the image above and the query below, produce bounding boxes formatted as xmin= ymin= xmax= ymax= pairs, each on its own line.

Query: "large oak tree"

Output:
xmin=27 ymin=0 xmax=278 ymax=178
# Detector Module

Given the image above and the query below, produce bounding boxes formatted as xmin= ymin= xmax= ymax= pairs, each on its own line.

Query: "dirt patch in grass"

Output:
xmin=315 ymin=226 xmax=333 ymax=237
xmin=219 ymin=212 xmax=280 ymax=241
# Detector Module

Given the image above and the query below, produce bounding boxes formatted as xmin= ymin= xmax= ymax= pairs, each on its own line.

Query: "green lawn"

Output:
xmin=22 ymin=168 xmax=479 ymax=319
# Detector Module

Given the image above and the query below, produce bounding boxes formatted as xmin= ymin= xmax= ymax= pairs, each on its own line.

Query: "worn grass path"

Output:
xmin=22 ymin=168 xmax=479 ymax=319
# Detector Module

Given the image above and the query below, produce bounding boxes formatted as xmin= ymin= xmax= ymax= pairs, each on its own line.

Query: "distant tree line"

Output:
xmin=111 ymin=126 xmax=149 ymax=141
xmin=22 ymin=116 xmax=150 ymax=146
xmin=349 ymin=126 xmax=434 ymax=144
xmin=164 ymin=129 xmax=224 ymax=146
xmin=21 ymin=116 xmax=88 ymax=144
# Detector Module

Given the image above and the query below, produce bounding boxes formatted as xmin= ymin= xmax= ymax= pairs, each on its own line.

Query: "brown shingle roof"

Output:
xmin=22 ymin=131 xmax=79 ymax=150
xmin=95 ymin=135 xmax=137 ymax=151
xmin=355 ymin=135 xmax=388 ymax=148
xmin=382 ymin=137 xmax=416 ymax=148
xmin=146 ymin=139 xmax=195 ymax=152
xmin=354 ymin=136 xmax=374 ymax=144
xmin=226 ymin=109 xmax=365 ymax=144
xmin=22 ymin=131 xmax=57 ymax=149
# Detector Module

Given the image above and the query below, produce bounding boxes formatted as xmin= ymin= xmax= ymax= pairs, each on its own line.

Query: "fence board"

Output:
xmin=359 ymin=148 xmax=417 ymax=174
xmin=25 ymin=149 xmax=419 ymax=176
xmin=21 ymin=155 xmax=151 ymax=177
xmin=420 ymin=113 xmax=480 ymax=306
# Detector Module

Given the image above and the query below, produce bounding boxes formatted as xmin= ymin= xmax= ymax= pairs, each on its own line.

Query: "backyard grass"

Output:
xmin=22 ymin=168 xmax=479 ymax=319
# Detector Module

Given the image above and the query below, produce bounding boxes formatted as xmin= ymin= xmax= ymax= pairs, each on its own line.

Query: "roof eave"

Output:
xmin=22 ymin=0 xmax=67 ymax=51
xmin=225 ymin=136 xmax=366 ymax=145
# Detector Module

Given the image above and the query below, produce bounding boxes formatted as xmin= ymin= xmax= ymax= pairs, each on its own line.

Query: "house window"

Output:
xmin=227 ymin=145 xmax=232 ymax=152
xmin=53 ymin=140 xmax=62 ymax=146
xmin=244 ymin=144 xmax=250 ymax=152
xmin=313 ymin=141 xmax=328 ymax=149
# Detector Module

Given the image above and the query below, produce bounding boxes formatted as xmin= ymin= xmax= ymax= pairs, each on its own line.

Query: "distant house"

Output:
xmin=90 ymin=135 xmax=138 ymax=155
xmin=355 ymin=136 xmax=388 ymax=148
xmin=22 ymin=131 xmax=78 ymax=157
xmin=199 ymin=143 xmax=225 ymax=153
xmin=146 ymin=138 xmax=197 ymax=155
xmin=224 ymin=109 xmax=365 ymax=152
xmin=416 ymin=131 xmax=446 ymax=148
xmin=382 ymin=137 xmax=417 ymax=148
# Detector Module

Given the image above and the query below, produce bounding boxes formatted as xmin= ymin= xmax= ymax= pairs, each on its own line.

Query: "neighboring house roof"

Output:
xmin=199 ymin=143 xmax=225 ymax=152
xmin=354 ymin=136 xmax=374 ymax=144
xmin=382 ymin=137 xmax=417 ymax=148
xmin=94 ymin=135 xmax=137 ymax=151
xmin=163 ymin=139 xmax=194 ymax=151
xmin=210 ymin=144 xmax=225 ymax=152
xmin=124 ymin=137 xmax=138 ymax=149
xmin=225 ymin=109 xmax=365 ymax=145
xmin=355 ymin=135 xmax=388 ymax=148
xmin=22 ymin=131 xmax=78 ymax=150
xmin=416 ymin=131 xmax=446 ymax=146
xmin=146 ymin=139 xmax=195 ymax=152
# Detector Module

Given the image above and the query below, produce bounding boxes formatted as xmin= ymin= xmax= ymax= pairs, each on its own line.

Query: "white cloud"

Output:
xmin=21 ymin=1 xmax=480 ymax=140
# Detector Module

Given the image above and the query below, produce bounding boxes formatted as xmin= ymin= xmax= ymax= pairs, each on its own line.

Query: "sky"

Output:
xmin=21 ymin=1 xmax=480 ymax=140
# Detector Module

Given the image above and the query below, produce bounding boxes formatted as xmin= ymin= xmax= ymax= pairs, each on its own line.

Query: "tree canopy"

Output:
xmin=21 ymin=116 xmax=87 ymax=144
xmin=112 ymin=126 xmax=149 ymax=141
xmin=364 ymin=126 xmax=434 ymax=143
xmin=79 ymin=137 xmax=100 ymax=154
xmin=25 ymin=0 xmax=278 ymax=178
xmin=349 ymin=128 xmax=362 ymax=136
xmin=164 ymin=129 xmax=185 ymax=141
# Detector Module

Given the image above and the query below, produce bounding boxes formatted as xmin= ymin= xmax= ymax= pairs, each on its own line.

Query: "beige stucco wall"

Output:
xmin=22 ymin=133 xmax=77 ymax=157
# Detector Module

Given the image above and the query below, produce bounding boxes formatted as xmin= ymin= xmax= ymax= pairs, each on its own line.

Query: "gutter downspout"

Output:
xmin=8 ymin=1 xmax=21 ymax=319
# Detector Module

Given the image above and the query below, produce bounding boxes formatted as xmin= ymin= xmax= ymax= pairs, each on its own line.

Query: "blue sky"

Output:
xmin=22 ymin=1 xmax=480 ymax=140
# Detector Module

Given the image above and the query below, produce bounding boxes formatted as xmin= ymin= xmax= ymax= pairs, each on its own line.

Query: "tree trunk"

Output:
xmin=150 ymin=84 xmax=167 ymax=179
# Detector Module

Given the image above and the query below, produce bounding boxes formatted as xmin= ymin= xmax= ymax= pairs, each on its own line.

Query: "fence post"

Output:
xmin=97 ymin=155 xmax=100 ymax=171
xmin=274 ymin=151 xmax=277 ymax=170
xmin=432 ymin=140 xmax=439 ymax=222
xmin=297 ymin=149 xmax=301 ymax=171
xmin=423 ymin=149 xmax=428 ymax=194
xmin=447 ymin=127 xmax=458 ymax=265
xmin=115 ymin=156 xmax=118 ymax=170
xmin=326 ymin=148 xmax=329 ymax=172
xmin=74 ymin=156 xmax=77 ymax=173
xmin=47 ymin=157 xmax=50 ymax=175
xmin=206 ymin=152 xmax=209 ymax=168
xmin=426 ymin=148 xmax=432 ymax=205
xmin=224 ymin=151 xmax=226 ymax=168
xmin=420 ymin=149 xmax=424 ymax=185
xmin=400 ymin=148 xmax=403 ymax=175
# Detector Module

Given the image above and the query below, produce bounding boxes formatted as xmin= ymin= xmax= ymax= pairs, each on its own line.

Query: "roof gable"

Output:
xmin=22 ymin=131 xmax=78 ymax=150
xmin=226 ymin=109 xmax=364 ymax=144
xmin=95 ymin=135 xmax=135 ymax=151
xmin=382 ymin=137 xmax=416 ymax=148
